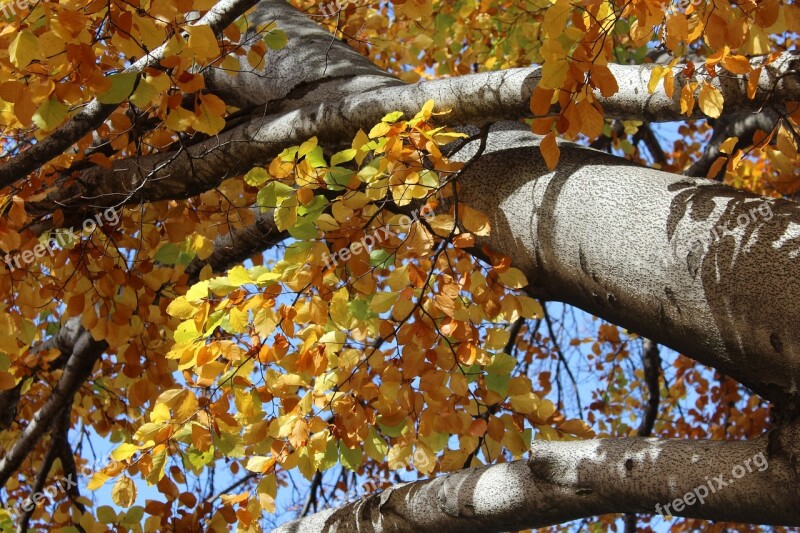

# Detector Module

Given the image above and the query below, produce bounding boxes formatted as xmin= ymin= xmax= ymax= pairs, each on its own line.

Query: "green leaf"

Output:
xmin=370 ymin=248 xmax=394 ymax=267
xmin=340 ymin=445 xmax=363 ymax=471
xmin=257 ymin=180 xmax=295 ymax=210
xmin=184 ymin=447 xmax=215 ymax=473
xmin=486 ymin=352 xmax=517 ymax=375
xmin=324 ymin=167 xmax=354 ymax=190
xmin=96 ymin=506 xmax=117 ymax=524
xmin=264 ymin=29 xmax=288 ymax=50
xmin=331 ymin=148 xmax=356 ymax=166
xmin=244 ymin=167 xmax=270 ymax=187
xmin=122 ymin=506 xmax=144 ymax=525
xmin=288 ymin=219 xmax=317 ymax=240
xmin=485 ymin=374 xmax=510 ymax=397
xmin=316 ymin=438 xmax=338 ymax=472
xmin=97 ymin=72 xmax=139 ymax=104
xmin=305 ymin=146 xmax=327 ymax=168
xmin=378 ymin=419 xmax=407 ymax=437
xmin=297 ymin=194 xmax=328 ymax=218
xmin=348 ymin=298 xmax=373 ymax=321
xmin=153 ymin=243 xmax=181 ymax=265
xmin=364 ymin=427 xmax=388 ymax=462
xmin=33 ymin=98 xmax=69 ymax=131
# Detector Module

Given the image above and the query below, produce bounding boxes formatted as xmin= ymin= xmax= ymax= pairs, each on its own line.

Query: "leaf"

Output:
xmin=97 ymin=72 xmax=139 ymax=104
xmin=193 ymin=93 xmax=227 ymax=135
xmin=244 ymin=167 xmax=270 ymax=187
xmin=499 ymin=267 xmax=527 ymax=289
xmin=382 ymin=110 xmax=403 ymax=123
xmin=112 ymin=476 xmax=137 ymax=508
xmin=186 ymin=24 xmax=221 ymax=60
xmin=460 ymin=205 xmax=490 ymax=236
xmin=340 ymin=445 xmax=363 ymax=471
xmin=167 ymin=297 xmax=198 ymax=320
xmin=86 ymin=472 xmax=111 ymax=491
xmin=264 ymin=29 xmax=288 ymax=50
xmin=32 ymin=98 xmax=69 ymax=131
xmin=9 ymin=31 xmax=43 ymax=68
xmin=719 ymin=136 xmax=739 ymax=155
xmin=111 ymin=443 xmax=140 ymax=462
xmin=540 ymin=131 xmax=560 ymax=170
xmin=722 ymin=55 xmax=751 ymax=74
xmin=245 ymin=456 xmax=277 ymax=473
xmin=0 ymin=371 xmax=15 ymax=391
xmin=698 ymin=83 xmax=724 ymax=119
xmin=331 ymin=149 xmax=356 ymax=166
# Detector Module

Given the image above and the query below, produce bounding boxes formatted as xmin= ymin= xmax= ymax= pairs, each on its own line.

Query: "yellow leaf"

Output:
xmin=719 ymin=136 xmax=739 ymax=155
xmin=167 ymin=297 xmax=198 ymax=320
xmin=648 ymin=65 xmax=666 ymax=95
xmin=110 ymin=443 xmax=140 ymax=462
xmin=459 ymin=205 xmax=491 ymax=236
xmin=9 ymin=31 xmax=43 ymax=68
xmin=245 ymin=456 xmax=277 ymax=473
xmin=111 ymin=476 xmax=136 ymax=508
xmin=499 ymin=267 xmax=528 ymax=289
xmin=194 ymin=93 xmax=226 ymax=135
xmin=698 ymin=83 xmax=724 ymax=118
xmin=298 ymin=136 xmax=318 ymax=158
xmin=540 ymin=131 xmax=560 ymax=170
xmin=680 ymin=84 xmax=696 ymax=116
xmin=165 ymin=106 xmax=195 ymax=132
xmin=413 ymin=99 xmax=435 ymax=121
xmin=186 ymin=24 xmax=221 ymax=60
xmin=86 ymin=472 xmax=110 ymax=491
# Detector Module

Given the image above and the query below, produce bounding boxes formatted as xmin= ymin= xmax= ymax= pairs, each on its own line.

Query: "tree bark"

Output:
xmin=451 ymin=123 xmax=800 ymax=406
xmin=276 ymin=420 xmax=800 ymax=531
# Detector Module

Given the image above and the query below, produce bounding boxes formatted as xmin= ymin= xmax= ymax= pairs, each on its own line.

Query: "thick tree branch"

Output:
xmin=28 ymin=51 xmax=800 ymax=223
xmin=275 ymin=421 xmax=800 ymax=531
xmin=685 ymin=109 xmax=781 ymax=179
xmin=451 ymin=123 xmax=800 ymax=405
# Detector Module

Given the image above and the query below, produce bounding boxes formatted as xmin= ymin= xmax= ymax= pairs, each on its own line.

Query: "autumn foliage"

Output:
xmin=0 ymin=0 xmax=797 ymax=531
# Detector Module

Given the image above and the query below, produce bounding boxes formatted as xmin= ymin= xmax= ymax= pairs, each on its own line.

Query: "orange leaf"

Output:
xmin=540 ymin=132 xmax=560 ymax=170
xmin=530 ymin=86 xmax=554 ymax=116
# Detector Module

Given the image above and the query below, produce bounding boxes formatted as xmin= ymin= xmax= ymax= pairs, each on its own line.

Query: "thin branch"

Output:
xmin=300 ymin=471 xmax=324 ymax=517
xmin=543 ymin=305 xmax=583 ymax=417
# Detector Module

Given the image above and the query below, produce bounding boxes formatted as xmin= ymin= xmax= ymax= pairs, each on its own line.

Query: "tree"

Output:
xmin=0 ymin=0 xmax=798 ymax=531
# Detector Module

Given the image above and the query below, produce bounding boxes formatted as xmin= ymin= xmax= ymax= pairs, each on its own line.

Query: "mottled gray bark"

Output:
xmin=276 ymin=420 xmax=800 ymax=531
xmin=453 ymin=123 xmax=800 ymax=405
xmin=27 ymin=51 xmax=800 ymax=222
